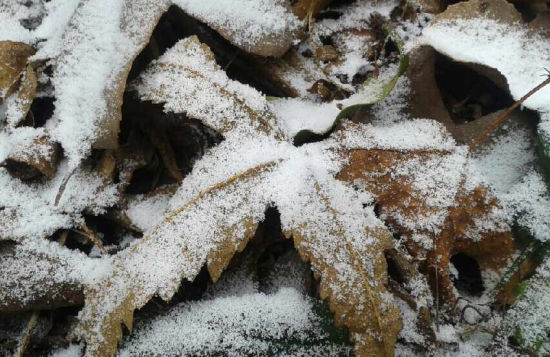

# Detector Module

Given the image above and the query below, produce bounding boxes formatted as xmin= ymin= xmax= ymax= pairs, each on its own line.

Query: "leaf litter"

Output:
xmin=0 ymin=0 xmax=550 ymax=356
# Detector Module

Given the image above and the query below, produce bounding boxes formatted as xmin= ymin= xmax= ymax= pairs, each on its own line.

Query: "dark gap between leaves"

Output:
xmin=126 ymin=6 xmax=290 ymax=97
xmin=450 ymin=253 xmax=484 ymax=297
xmin=435 ymin=54 xmax=514 ymax=124
xmin=121 ymin=93 xmax=222 ymax=194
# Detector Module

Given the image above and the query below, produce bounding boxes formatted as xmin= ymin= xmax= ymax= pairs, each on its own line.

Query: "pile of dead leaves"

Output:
xmin=1 ymin=0 xmax=550 ymax=356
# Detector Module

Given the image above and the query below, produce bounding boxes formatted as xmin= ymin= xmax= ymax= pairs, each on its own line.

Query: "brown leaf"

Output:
xmin=0 ymin=242 xmax=84 ymax=313
xmin=293 ymin=0 xmax=333 ymax=20
xmin=0 ymin=41 xmax=35 ymax=100
xmin=338 ymin=148 xmax=515 ymax=305
xmin=2 ymin=129 xmax=59 ymax=180
xmin=432 ymin=0 xmax=522 ymax=24
xmin=285 ymin=187 xmax=402 ymax=356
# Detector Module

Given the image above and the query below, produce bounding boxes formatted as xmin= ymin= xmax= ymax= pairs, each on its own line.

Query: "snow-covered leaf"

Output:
xmin=73 ymin=35 xmax=516 ymax=357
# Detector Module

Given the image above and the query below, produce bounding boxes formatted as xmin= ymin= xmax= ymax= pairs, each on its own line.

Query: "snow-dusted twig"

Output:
xmin=469 ymin=73 xmax=550 ymax=151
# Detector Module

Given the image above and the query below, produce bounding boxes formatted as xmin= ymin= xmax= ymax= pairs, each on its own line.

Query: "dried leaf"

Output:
xmin=283 ymin=183 xmax=401 ymax=356
xmin=0 ymin=41 xmax=35 ymax=100
xmin=3 ymin=64 xmax=37 ymax=127
xmin=132 ymin=36 xmax=281 ymax=138
xmin=337 ymin=145 xmax=514 ymax=304
xmin=432 ymin=0 xmax=522 ymax=24
xmin=0 ymin=241 xmax=89 ymax=313
xmin=76 ymin=37 xmax=404 ymax=357
xmin=2 ymin=128 xmax=59 ymax=180
xmin=293 ymin=0 xmax=333 ymax=20
xmin=37 ymin=0 xmax=300 ymax=164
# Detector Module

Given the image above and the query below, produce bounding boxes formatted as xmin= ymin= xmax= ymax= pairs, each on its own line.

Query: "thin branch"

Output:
xmin=54 ymin=168 xmax=76 ymax=206
xmin=13 ymin=311 xmax=39 ymax=357
xmin=71 ymin=225 xmax=107 ymax=254
xmin=469 ymin=74 xmax=550 ymax=151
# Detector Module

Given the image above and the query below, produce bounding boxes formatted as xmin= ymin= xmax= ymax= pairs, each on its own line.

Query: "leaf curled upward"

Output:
xmin=0 ymin=41 xmax=37 ymax=126
xmin=0 ymin=41 xmax=35 ymax=99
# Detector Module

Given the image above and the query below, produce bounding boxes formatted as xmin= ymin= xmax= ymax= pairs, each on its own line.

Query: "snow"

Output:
xmin=125 ymin=193 xmax=172 ymax=232
xmin=505 ymin=171 xmax=550 ymax=242
xmin=0 ymin=239 xmax=108 ymax=310
xmin=133 ymin=36 xmax=280 ymax=139
xmin=508 ymin=257 xmax=550 ymax=349
xmin=1 ymin=0 xmax=301 ymax=166
xmin=271 ymin=98 xmax=340 ymax=138
xmin=420 ymin=18 xmax=550 ymax=152
xmin=118 ymin=289 xmax=328 ymax=356
xmin=117 ymin=260 xmax=351 ymax=356
xmin=0 ymin=160 xmax=119 ymax=241
xmin=470 ymin=120 xmax=550 ymax=242
xmin=172 ymin=0 xmax=301 ymax=54
xmin=336 ymin=119 xmax=457 ymax=151
xmin=41 ymin=0 xmax=169 ymax=166
xmin=420 ymin=19 xmax=550 ymax=113
xmin=1 ymin=1 xmax=548 ymax=355
xmin=472 ymin=121 xmax=536 ymax=196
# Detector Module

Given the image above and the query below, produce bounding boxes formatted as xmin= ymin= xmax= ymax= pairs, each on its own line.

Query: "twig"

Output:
xmin=460 ymin=304 xmax=488 ymax=325
xmin=469 ymin=73 xmax=550 ymax=151
xmin=54 ymin=168 xmax=76 ymax=206
xmin=71 ymin=225 xmax=107 ymax=254
xmin=223 ymin=49 xmax=240 ymax=71
xmin=434 ymin=260 xmax=440 ymax=332
xmin=13 ymin=312 xmax=39 ymax=357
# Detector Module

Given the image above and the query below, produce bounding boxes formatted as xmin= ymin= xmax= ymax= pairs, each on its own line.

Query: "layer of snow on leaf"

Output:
xmin=0 ymin=160 xmax=119 ymax=241
xmin=271 ymin=98 xmax=340 ymax=138
xmin=173 ymin=0 xmax=301 ymax=49
xmin=0 ymin=1 xmax=36 ymax=42
xmin=337 ymin=119 xmax=456 ymax=150
xmin=508 ymin=257 xmax=550 ymax=348
xmin=32 ymin=0 xmax=82 ymax=58
xmin=0 ymin=239 xmax=108 ymax=307
xmin=420 ymin=19 xmax=550 ymax=113
xmin=117 ymin=289 xmax=321 ymax=356
xmin=472 ymin=121 xmax=535 ymax=196
xmin=134 ymin=37 xmax=279 ymax=138
xmin=0 ymin=127 xmax=52 ymax=162
xmin=125 ymin=193 xmax=171 ymax=232
xmin=43 ymin=0 xmax=127 ymax=165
